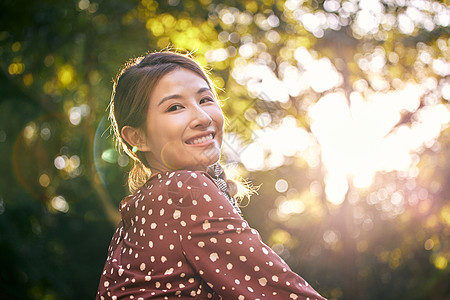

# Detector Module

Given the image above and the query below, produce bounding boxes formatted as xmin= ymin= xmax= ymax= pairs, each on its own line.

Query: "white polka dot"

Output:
xmin=191 ymin=214 xmax=197 ymax=221
xmin=177 ymin=181 xmax=183 ymax=188
xmin=210 ymin=237 xmax=217 ymax=243
xmin=272 ymin=275 xmax=279 ymax=282
xmin=198 ymin=241 xmax=205 ymax=248
xmin=240 ymin=256 xmax=247 ymax=262
xmin=290 ymin=294 xmax=299 ymax=299
xmin=173 ymin=210 xmax=181 ymax=219
xmin=204 ymin=194 xmax=211 ymax=202
xmin=140 ymin=263 xmax=146 ymax=271
xmin=145 ymin=275 xmax=151 ymax=281
xmin=118 ymin=268 xmax=124 ymax=276
xmin=160 ymin=208 xmax=165 ymax=216
xmin=258 ymin=277 xmax=267 ymax=286
xmin=226 ymin=263 xmax=233 ymax=270
xmin=161 ymin=256 xmax=167 ymax=263
xmin=235 ymin=279 xmax=240 ymax=284
xmin=191 ymin=173 xmax=197 ymax=178
xmin=202 ymin=221 xmax=211 ymax=230
xmin=164 ymin=268 xmax=174 ymax=275
xmin=209 ymin=252 xmax=219 ymax=262
xmin=226 ymin=238 xmax=232 ymax=243
xmin=150 ymin=223 xmax=157 ymax=229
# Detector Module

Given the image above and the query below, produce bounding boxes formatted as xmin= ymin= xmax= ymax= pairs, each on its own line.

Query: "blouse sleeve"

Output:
xmin=167 ymin=171 xmax=326 ymax=300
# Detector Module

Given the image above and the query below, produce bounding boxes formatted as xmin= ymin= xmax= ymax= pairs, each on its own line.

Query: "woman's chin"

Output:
xmin=159 ymin=145 xmax=221 ymax=171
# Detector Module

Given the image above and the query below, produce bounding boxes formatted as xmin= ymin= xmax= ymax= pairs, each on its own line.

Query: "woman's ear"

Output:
xmin=121 ymin=125 xmax=152 ymax=152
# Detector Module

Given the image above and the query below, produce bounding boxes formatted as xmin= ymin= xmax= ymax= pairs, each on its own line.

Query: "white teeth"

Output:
xmin=187 ymin=134 xmax=213 ymax=145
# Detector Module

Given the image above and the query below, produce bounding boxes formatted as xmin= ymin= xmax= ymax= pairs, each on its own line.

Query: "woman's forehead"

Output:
xmin=159 ymin=68 xmax=209 ymax=86
xmin=149 ymin=69 xmax=211 ymax=103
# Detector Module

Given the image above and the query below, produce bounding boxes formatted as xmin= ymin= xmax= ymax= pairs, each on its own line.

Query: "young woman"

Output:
xmin=95 ymin=51 xmax=326 ymax=300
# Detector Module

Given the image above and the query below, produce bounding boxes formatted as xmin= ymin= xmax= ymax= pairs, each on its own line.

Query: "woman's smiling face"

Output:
xmin=140 ymin=68 xmax=224 ymax=172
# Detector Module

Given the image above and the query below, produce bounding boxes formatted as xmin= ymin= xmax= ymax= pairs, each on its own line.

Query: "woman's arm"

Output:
xmin=167 ymin=171 xmax=326 ymax=300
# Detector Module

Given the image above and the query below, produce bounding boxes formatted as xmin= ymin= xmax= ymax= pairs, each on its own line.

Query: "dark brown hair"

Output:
xmin=109 ymin=51 xmax=219 ymax=192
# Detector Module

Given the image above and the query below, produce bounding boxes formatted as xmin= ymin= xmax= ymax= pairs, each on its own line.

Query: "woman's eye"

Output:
xmin=167 ymin=104 xmax=183 ymax=112
xmin=200 ymin=97 xmax=214 ymax=104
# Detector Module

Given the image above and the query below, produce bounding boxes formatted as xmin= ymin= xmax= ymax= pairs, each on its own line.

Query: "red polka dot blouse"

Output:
xmin=96 ymin=170 xmax=326 ymax=300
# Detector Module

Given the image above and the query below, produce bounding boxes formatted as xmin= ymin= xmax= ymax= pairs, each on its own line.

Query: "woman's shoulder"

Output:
xmin=144 ymin=170 xmax=214 ymax=188
xmin=119 ymin=170 xmax=223 ymax=212
xmin=143 ymin=169 xmax=220 ymax=199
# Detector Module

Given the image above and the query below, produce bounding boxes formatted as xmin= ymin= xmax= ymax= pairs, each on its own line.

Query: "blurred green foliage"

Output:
xmin=1 ymin=0 xmax=449 ymax=299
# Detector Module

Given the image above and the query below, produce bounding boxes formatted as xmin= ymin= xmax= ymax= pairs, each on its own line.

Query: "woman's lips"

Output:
xmin=185 ymin=133 xmax=215 ymax=145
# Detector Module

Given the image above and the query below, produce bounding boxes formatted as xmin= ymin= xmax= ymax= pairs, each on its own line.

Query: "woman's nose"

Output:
xmin=190 ymin=105 xmax=212 ymax=128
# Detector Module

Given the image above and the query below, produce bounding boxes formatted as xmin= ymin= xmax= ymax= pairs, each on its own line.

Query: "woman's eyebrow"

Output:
xmin=158 ymin=94 xmax=182 ymax=107
xmin=197 ymin=87 xmax=212 ymax=94
xmin=157 ymin=87 xmax=212 ymax=106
